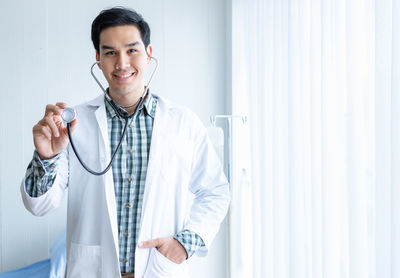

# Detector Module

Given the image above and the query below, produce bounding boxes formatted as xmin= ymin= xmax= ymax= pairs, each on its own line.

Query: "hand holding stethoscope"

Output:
xmin=32 ymin=56 xmax=157 ymax=171
xmin=32 ymin=102 xmax=78 ymax=160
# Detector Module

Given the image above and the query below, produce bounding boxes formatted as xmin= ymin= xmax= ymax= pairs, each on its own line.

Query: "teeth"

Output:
xmin=117 ymin=73 xmax=134 ymax=78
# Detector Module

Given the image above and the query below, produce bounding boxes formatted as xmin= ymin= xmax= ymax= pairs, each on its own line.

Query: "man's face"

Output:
xmin=96 ymin=25 xmax=152 ymax=98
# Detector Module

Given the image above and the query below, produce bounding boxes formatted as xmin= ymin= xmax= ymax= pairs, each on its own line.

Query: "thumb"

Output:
xmin=70 ymin=118 xmax=78 ymax=133
xmin=62 ymin=118 xmax=78 ymax=136
xmin=138 ymin=238 xmax=162 ymax=249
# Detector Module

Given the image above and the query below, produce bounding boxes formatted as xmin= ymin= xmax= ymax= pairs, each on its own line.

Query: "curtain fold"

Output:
xmin=230 ymin=0 xmax=400 ymax=277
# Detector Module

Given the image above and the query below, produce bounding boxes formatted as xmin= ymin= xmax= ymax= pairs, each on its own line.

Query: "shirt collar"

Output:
xmin=104 ymin=90 xmax=156 ymax=119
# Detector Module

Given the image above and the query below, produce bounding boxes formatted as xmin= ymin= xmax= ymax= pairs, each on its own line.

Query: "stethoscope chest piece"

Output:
xmin=62 ymin=107 xmax=76 ymax=123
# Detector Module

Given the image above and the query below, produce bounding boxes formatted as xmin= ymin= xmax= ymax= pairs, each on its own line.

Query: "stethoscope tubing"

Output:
xmin=67 ymin=118 xmax=129 ymax=176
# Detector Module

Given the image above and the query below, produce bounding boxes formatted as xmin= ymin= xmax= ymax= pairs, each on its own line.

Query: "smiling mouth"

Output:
xmin=113 ymin=72 xmax=136 ymax=81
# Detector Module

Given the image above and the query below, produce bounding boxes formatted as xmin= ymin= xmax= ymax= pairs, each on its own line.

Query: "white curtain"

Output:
xmin=230 ymin=0 xmax=400 ymax=277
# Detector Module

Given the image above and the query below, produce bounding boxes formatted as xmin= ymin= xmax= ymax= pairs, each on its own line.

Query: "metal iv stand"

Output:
xmin=210 ymin=114 xmax=247 ymax=278
xmin=210 ymin=115 xmax=247 ymax=188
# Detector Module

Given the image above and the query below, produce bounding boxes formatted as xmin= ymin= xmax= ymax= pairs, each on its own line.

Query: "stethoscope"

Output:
xmin=61 ymin=56 xmax=158 ymax=175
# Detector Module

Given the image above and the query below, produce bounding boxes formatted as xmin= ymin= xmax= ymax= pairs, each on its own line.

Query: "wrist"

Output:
xmin=36 ymin=150 xmax=58 ymax=161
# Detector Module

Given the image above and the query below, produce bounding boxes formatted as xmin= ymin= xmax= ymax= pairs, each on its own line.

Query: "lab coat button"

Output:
xmin=49 ymin=165 xmax=55 ymax=169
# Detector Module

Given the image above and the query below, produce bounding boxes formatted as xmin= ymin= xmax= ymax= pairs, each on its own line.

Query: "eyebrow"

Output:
xmin=101 ymin=41 xmax=141 ymax=50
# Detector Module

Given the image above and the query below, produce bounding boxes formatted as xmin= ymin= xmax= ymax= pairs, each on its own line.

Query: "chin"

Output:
xmin=112 ymin=86 xmax=139 ymax=96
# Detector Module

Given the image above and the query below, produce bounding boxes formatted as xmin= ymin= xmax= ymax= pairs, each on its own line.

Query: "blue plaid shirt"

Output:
xmin=24 ymin=93 xmax=204 ymax=273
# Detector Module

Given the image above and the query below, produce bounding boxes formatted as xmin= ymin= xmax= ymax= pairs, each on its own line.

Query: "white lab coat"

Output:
xmin=20 ymin=94 xmax=230 ymax=278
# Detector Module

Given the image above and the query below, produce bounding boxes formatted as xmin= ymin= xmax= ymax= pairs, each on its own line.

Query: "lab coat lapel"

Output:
xmin=134 ymin=96 xmax=169 ymax=275
xmin=94 ymin=102 xmax=109 ymax=161
xmin=92 ymin=96 xmax=119 ymax=257
xmin=141 ymin=96 xmax=168 ymax=229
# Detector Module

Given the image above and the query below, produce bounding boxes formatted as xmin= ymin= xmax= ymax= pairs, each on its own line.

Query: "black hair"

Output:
xmin=91 ymin=7 xmax=151 ymax=53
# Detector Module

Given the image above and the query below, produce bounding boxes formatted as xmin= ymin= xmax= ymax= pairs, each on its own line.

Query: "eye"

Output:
xmin=128 ymin=49 xmax=137 ymax=53
xmin=105 ymin=51 xmax=116 ymax=56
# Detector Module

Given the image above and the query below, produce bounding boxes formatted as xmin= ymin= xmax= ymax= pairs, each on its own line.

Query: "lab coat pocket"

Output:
xmin=66 ymin=243 xmax=102 ymax=278
xmin=144 ymin=248 xmax=181 ymax=277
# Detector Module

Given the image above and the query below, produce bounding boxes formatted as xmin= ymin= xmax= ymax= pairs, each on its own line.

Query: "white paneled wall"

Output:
xmin=0 ymin=0 xmax=229 ymax=277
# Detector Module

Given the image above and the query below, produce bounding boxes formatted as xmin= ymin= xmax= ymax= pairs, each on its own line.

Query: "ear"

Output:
xmin=96 ymin=51 xmax=102 ymax=69
xmin=146 ymin=45 xmax=153 ymax=63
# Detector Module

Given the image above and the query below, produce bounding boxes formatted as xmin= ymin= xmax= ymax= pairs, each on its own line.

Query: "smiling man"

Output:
xmin=96 ymin=24 xmax=151 ymax=111
xmin=20 ymin=7 xmax=230 ymax=278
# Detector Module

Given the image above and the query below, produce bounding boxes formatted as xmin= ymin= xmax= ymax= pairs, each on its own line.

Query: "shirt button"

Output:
xmin=49 ymin=165 xmax=55 ymax=169
xmin=129 ymin=124 xmax=133 ymax=128
xmin=124 ymin=232 xmax=129 ymax=237
xmin=128 ymin=149 xmax=134 ymax=154
xmin=128 ymin=177 xmax=132 ymax=182
xmin=122 ymin=258 xmax=127 ymax=263
xmin=125 ymin=203 xmax=131 ymax=208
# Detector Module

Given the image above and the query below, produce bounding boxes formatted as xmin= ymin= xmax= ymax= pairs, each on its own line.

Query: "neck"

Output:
xmin=108 ymin=87 xmax=146 ymax=115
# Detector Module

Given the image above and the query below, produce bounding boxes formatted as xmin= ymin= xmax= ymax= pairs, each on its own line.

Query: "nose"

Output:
xmin=116 ymin=53 xmax=130 ymax=70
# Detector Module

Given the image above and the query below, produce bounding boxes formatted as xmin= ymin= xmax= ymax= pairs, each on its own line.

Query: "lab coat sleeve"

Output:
xmin=20 ymin=147 xmax=69 ymax=216
xmin=184 ymin=118 xmax=230 ymax=256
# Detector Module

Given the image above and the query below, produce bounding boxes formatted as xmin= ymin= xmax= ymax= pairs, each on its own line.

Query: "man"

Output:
xmin=21 ymin=7 xmax=230 ymax=278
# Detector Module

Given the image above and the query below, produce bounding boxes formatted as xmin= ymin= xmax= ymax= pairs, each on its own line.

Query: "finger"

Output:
xmin=42 ymin=116 xmax=60 ymax=137
xmin=45 ymin=104 xmax=63 ymax=116
xmin=70 ymin=118 xmax=78 ymax=132
xmin=33 ymin=124 xmax=52 ymax=141
xmin=55 ymin=102 xmax=68 ymax=109
xmin=62 ymin=118 xmax=78 ymax=136
xmin=41 ymin=126 xmax=53 ymax=140
xmin=138 ymin=238 xmax=161 ymax=248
